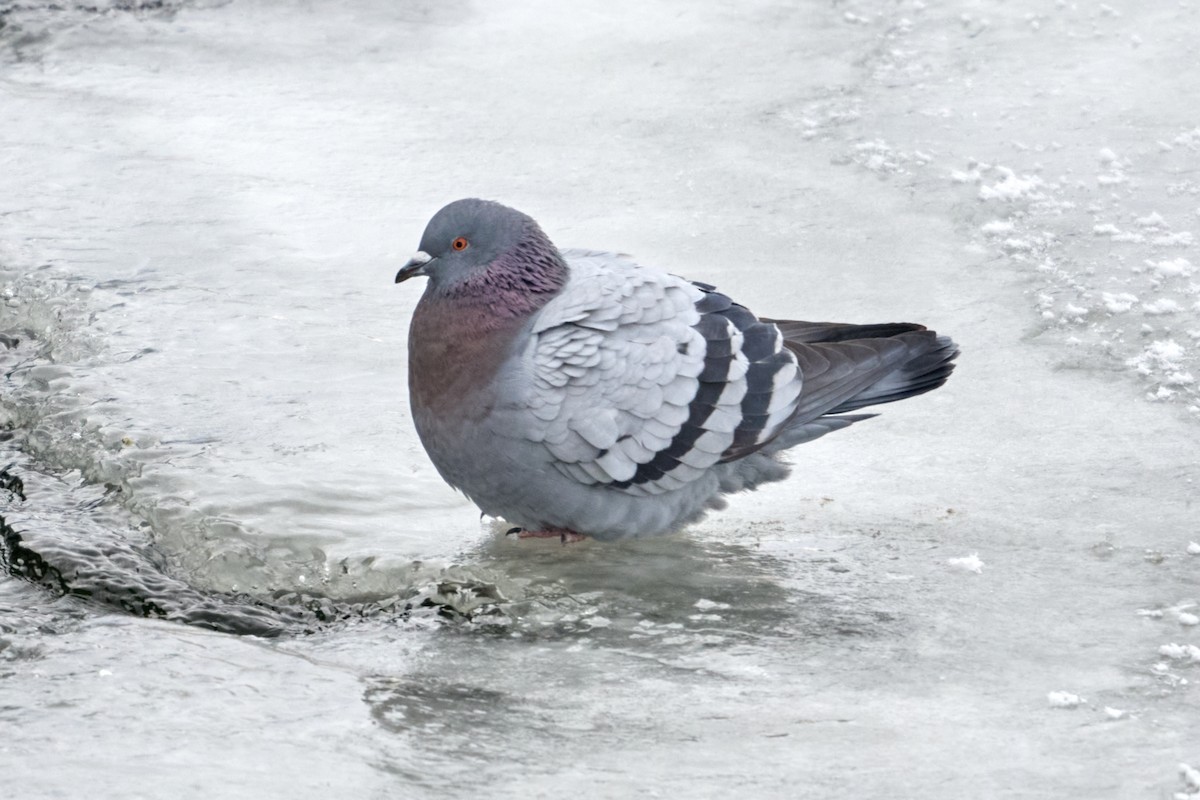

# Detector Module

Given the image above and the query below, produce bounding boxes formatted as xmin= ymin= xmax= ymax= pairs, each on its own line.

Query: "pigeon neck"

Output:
xmin=408 ymin=302 xmax=526 ymax=414
xmin=440 ymin=229 xmax=568 ymax=321
xmin=409 ymin=233 xmax=568 ymax=411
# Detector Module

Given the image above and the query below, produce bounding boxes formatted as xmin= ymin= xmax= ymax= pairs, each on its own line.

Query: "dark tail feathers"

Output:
xmin=763 ymin=318 xmax=960 ymax=417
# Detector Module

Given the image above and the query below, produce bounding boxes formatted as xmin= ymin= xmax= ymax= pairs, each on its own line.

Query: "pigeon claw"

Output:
xmin=514 ymin=528 xmax=588 ymax=545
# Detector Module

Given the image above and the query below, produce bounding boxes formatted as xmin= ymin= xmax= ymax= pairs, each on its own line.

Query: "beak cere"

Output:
xmin=395 ymin=251 xmax=433 ymax=283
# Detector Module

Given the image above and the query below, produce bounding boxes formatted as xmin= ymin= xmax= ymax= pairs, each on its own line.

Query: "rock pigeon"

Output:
xmin=395 ymin=199 xmax=958 ymax=542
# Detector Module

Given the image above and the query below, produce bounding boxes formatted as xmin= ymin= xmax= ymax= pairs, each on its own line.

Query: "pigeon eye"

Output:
xmin=451 ymin=236 xmax=469 ymax=251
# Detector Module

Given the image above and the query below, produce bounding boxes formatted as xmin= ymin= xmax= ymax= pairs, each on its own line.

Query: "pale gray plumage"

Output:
xmin=395 ymin=199 xmax=959 ymax=541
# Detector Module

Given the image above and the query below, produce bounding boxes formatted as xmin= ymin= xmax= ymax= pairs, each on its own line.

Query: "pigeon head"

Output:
xmin=395 ymin=199 xmax=568 ymax=311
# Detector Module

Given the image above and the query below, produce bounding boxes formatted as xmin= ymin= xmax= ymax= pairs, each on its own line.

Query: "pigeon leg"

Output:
xmin=513 ymin=528 xmax=588 ymax=544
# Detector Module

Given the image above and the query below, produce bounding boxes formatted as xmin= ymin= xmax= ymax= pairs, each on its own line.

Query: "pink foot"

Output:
xmin=508 ymin=527 xmax=588 ymax=544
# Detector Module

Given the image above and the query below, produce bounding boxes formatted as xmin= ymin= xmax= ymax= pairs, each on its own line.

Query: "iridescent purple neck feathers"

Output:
xmin=408 ymin=221 xmax=569 ymax=410
xmin=434 ymin=221 xmax=568 ymax=321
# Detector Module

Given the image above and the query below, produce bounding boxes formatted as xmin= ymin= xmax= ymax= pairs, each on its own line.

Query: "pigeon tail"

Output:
xmin=762 ymin=319 xmax=959 ymax=434
xmin=825 ymin=333 xmax=958 ymax=413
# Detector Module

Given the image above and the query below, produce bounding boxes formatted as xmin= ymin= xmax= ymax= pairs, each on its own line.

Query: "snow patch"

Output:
xmin=1154 ymin=231 xmax=1194 ymax=247
xmin=947 ymin=553 xmax=984 ymax=573
xmin=951 ymin=167 xmax=983 ymax=183
xmin=1181 ymin=763 xmax=1200 ymax=795
xmin=1101 ymin=292 xmax=1138 ymax=313
xmin=1151 ymin=257 xmax=1194 ymax=277
xmin=1047 ymin=691 xmax=1083 ymax=708
xmin=981 ymin=220 xmax=1014 ymax=235
xmin=1173 ymin=127 xmax=1200 ymax=151
xmin=1143 ymin=299 xmax=1183 ymax=315
xmin=1128 ymin=340 xmax=1187 ymax=375
xmin=1062 ymin=303 xmax=1088 ymax=320
xmin=851 ymin=139 xmax=902 ymax=173
xmin=1158 ymin=642 xmax=1200 ymax=662
xmin=1136 ymin=211 xmax=1167 ymax=228
xmin=978 ymin=167 xmax=1045 ymax=202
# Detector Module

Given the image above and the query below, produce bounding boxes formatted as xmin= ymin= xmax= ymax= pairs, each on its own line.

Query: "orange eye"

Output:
xmin=451 ymin=236 xmax=469 ymax=251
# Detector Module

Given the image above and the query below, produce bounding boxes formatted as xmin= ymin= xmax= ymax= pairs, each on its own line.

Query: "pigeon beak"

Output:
xmin=395 ymin=251 xmax=433 ymax=283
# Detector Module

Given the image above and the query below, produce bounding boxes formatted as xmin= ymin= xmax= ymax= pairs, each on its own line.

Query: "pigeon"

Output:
xmin=395 ymin=199 xmax=958 ymax=542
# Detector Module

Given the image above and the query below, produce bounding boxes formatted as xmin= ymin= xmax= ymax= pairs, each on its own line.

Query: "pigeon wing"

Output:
xmin=509 ymin=253 xmax=806 ymax=497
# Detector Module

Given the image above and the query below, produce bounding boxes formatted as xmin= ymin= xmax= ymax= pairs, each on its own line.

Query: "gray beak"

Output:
xmin=395 ymin=251 xmax=433 ymax=283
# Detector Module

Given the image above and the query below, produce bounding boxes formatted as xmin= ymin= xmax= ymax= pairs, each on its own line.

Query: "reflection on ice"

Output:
xmin=469 ymin=525 xmax=901 ymax=645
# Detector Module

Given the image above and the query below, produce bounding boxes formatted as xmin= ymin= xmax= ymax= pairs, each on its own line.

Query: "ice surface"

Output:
xmin=1 ymin=1 xmax=1199 ymax=798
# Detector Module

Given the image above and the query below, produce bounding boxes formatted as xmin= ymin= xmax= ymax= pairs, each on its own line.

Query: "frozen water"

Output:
xmin=1 ymin=1 xmax=1199 ymax=798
